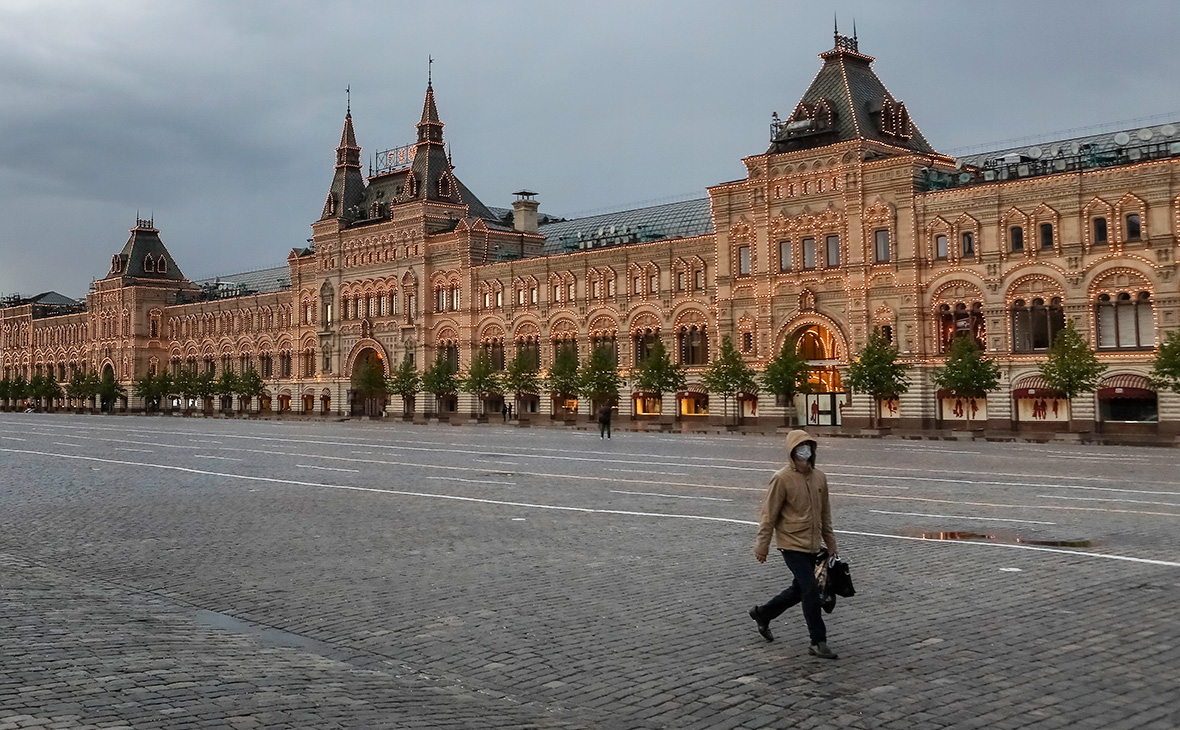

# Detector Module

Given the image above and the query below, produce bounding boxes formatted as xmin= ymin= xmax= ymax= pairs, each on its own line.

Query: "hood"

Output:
xmin=784 ymin=429 xmax=817 ymax=469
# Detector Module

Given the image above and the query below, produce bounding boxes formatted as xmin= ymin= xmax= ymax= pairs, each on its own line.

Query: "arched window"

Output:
xmin=1011 ymin=297 xmax=1065 ymax=353
xmin=938 ymin=301 xmax=985 ymax=353
xmin=1096 ymin=291 xmax=1154 ymax=349
xmin=677 ymin=325 xmax=708 ymax=366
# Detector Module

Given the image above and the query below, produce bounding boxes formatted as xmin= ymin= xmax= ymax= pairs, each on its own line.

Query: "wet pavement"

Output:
xmin=1 ymin=414 xmax=1179 ymax=729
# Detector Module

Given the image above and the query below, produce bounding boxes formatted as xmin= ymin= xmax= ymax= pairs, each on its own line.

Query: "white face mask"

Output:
xmin=793 ymin=444 xmax=812 ymax=461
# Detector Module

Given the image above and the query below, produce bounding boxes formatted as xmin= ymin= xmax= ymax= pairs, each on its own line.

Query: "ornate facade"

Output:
xmin=3 ymin=33 xmax=1179 ymax=435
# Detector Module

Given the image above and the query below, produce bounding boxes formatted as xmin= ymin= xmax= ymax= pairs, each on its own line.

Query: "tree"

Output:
xmin=1039 ymin=320 xmax=1106 ymax=417
xmin=932 ymin=336 xmax=1001 ymax=428
xmin=630 ymin=339 xmax=686 ymax=416
xmin=352 ymin=357 xmax=389 ymax=415
xmin=386 ymin=354 xmax=421 ymax=416
xmin=132 ymin=373 xmax=161 ymax=413
xmin=214 ymin=369 xmax=239 ymax=412
xmin=846 ymin=329 xmax=911 ymax=428
xmin=545 ymin=346 xmax=581 ymax=417
xmin=27 ymin=373 xmax=50 ymax=411
xmin=174 ymin=366 xmax=200 ymax=413
xmin=578 ymin=345 xmax=625 ymax=410
xmin=460 ymin=350 xmax=503 ymax=416
xmin=702 ymin=335 xmax=759 ymax=425
xmin=1150 ymin=330 xmax=1180 ymax=394
xmin=760 ymin=337 xmax=813 ymax=426
xmin=154 ymin=371 xmax=175 ymax=413
xmin=0 ymin=378 xmax=9 ymax=410
xmin=66 ymin=371 xmax=90 ymax=411
xmin=236 ymin=366 xmax=265 ymax=412
xmin=194 ymin=370 xmax=216 ymax=412
xmin=10 ymin=375 xmax=29 ymax=410
xmin=421 ymin=354 xmax=458 ymax=415
xmin=81 ymin=371 xmax=101 ymax=411
xmin=97 ymin=370 xmax=126 ymax=413
xmin=502 ymin=349 xmax=541 ymax=416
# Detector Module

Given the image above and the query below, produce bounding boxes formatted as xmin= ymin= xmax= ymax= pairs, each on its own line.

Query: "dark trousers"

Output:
xmin=757 ymin=549 xmax=826 ymax=643
xmin=599 ymin=419 xmax=611 ymax=438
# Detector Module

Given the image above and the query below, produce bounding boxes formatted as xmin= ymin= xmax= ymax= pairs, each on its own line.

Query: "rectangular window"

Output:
xmin=1039 ymin=223 xmax=1053 ymax=250
xmin=778 ymin=240 xmax=791 ymax=272
xmin=961 ymin=231 xmax=975 ymax=258
xmin=935 ymin=234 xmax=948 ymax=260
xmin=495 ymin=290 xmax=502 ymax=307
xmin=568 ymin=281 xmax=575 ymax=300
xmin=825 ymin=235 xmax=839 ymax=268
xmin=554 ymin=285 xmax=562 ymax=303
xmin=1126 ymin=213 xmax=1141 ymax=240
xmin=633 ymin=276 xmax=642 ymax=294
xmin=530 ymin=286 xmax=538 ymax=304
xmin=592 ymin=280 xmax=600 ymax=298
xmin=1010 ymin=226 xmax=1024 ymax=252
xmin=676 ymin=272 xmax=685 ymax=291
xmin=874 ymin=229 xmax=890 ymax=263
xmin=607 ymin=279 xmax=615 ymax=297
xmin=802 ymin=237 xmax=816 ymax=269
xmin=1093 ymin=217 xmax=1108 ymax=245
xmin=517 ymin=288 xmax=525 ymax=305
xmin=694 ymin=269 xmax=703 ymax=289
xmin=648 ymin=274 xmax=657 ymax=293
xmin=738 ymin=245 xmax=751 ymax=276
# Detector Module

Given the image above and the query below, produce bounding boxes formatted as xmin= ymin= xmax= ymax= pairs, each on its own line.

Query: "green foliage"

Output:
xmin=97 ymin=370 xmax=126 ymax=410
xmin=132 ymin=373 xmax=162 ymax=411
xmin=847 ymin=329 xmax=911 ymax=401
xmin=761 ymin=337 xmax=813 ymax=424
xmin=630 ymin=339 xmax=686 ymax=398
xmin=932 ymin=336 xmax=1001 ymax=399
xmin=386 ymin=354 xmax=421 ymax=410
xmin=1150 ymin=330 xmax=1180 ymax=394
xmin=460 ymin=351 xmax=504 ymax=399
xmin=214 ymin=369 xmax=239 ymax=398
xmin=236 ymin=366 xmax=265 ymax=399
xmin=502 ymin=349 xmax=541 ymax=398
xmin=0 ymin=378 xmax=9 ymax=404
xmin=702 ymin=336 xmax=759 ymax=424
xmin=545 ymin=346 xmax=581 ymax=400
xmin=66 ymin=371 xmax=90 ymax=404
xmin=578 ymin=345 xmax=624 ymax=404
xmin=421 ymin=354 xmax=458 ymax=396
xmin=9 ymin=376 xmax=29 ymax=401
xmin=1038 ymin=321 xmax=1106 ymax=400
xmin=352 ymin=358 xmax=389 ymax=398
xmin=83 ymin=371 xmax=101 ymax=401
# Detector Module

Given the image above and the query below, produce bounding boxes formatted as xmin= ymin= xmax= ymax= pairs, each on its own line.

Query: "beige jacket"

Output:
xmin=754 ymin=430 xmax=838 ymax=556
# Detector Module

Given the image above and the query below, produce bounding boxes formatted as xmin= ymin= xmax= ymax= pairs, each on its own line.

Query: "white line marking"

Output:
xmin=115 ymin=448 xmax=154 ymax=453
xmin=296 ymin=464 xmax=360 ymax=473
xmin=3 ymin=446 xmax=1179 ymax=569
xmin=193 ymin=455 xmax=243 ymax=461
xmin=425 ymin=476 xmax=516 ymax=485
xmin=999 ymin=568 xmax=1023 ymax=572
xmin=611 ymin=490 xmax=733 ymax=502
xmin=0 ymin=436 xmax=26 ymax=441
xmin=51 ymin=442 xmax=81 ymax=447
xmin=868 ymin=510 xmax=1056 ymax=525
xmin=1036 ymin=494 xmax=1180 ymax=508
xmin=606 ymin=468 xmax=689 ymax=476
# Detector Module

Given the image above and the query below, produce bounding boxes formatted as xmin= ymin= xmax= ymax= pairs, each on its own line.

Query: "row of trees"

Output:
xmin=351 ymin=335 xmax=818 ymax=424
xmin=846 ymin=322 xmax=1180 ymax=427
xmin=131 ymin=367 xmax=266 ymax=413
xmin=0 ymin=370 xmax=126 ymax=412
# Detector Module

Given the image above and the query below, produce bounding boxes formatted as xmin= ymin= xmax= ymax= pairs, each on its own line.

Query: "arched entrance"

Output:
xmin=350 ymin=347 xmax=388 ymax=417
xmin=789 ymin=323 xmax=848 ymax=426
xmin=100 ymin=363 xmax=117 ymax=413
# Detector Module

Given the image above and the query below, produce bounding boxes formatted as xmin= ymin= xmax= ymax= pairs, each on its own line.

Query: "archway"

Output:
xmin=350 ymin=347 xmax=388 ymax=417
xmin=793 ymin=325 xmax=843 ymax=392
xmin=100 ymin=363 xmax=116 ymax=413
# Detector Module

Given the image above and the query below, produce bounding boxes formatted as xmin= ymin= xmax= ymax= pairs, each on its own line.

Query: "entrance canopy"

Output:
xmin=1097 ymin=374 xmax=1155 ymax=401
xmin=1012 ymin=375 xmax=1065 ymax=399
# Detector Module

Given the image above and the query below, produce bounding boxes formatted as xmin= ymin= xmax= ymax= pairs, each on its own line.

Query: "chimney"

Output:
xmin=512 ymin=190 xmax=539 ymax=234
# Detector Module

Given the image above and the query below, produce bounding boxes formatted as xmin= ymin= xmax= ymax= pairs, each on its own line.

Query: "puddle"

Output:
xmin=1017 ymin=538 xmax=1094 ymax=548
xmin=193 ymin=609 xmax=386 ymax=669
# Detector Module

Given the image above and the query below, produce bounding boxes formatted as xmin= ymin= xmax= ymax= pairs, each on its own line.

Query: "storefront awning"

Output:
xmin=1012 ymin=375 xmax=1065 ymax=399
xmin=1098 ymin=374 xmax=1156 ymax=401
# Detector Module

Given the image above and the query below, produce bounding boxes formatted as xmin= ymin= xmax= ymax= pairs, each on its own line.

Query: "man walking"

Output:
xmin=749 ymin=429 xmax=839 ymax=659
xmin=598 ymin=403 xmax=612 ymax=439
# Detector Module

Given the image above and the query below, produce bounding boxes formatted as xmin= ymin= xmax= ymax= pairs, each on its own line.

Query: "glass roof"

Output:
xmin=539 ymin=198 xmax=713 ymax=255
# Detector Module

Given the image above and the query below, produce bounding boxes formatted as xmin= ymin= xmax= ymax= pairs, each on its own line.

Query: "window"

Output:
xmin=677 ymin=325 xmax=708 ymax=366
xmin=741 ymin=331 xmax=754 ymax=353
xmin=1096 ymin=291 xmax=1154 ymax=349
xmin=937 ymin=302 xmax=985 ymax=353
xmin=961 ymin=231 xmax=975 ymax=258
xmin=260 ymin=354 xmax=273 ymax=378
xmin=778 ymin=240 xmax=791 ymax=272
xmin=874 ymin=229 xmax=890 ymax=263
xmin=738 ymin=245 xmax=751 ymax=276
xmin=802 ymin=237 xmax=816 ymax=269
xmin=436 ymin=288 xmax=446 ymax=312
xmin=825 ymin=235 xmax=839 ymax=268
xmin=517 ymin=288 xmax=525 ymax=306
xmin=607 ymin=279 xmax=615 ymax=297
xmin=1093 ymin=217 xmax=1108 ymax=246
xmin=633 ymin=276 xmax=642 ymax=295
xmin=1039 ymin=223 xmax=1053 ymax=251
xmin=694 ymin=269 xmax=704 ymax=289
xmin=483 ymin=292 xmax=491 ymax=309
xmin=648 ymin=273 xmax=657 ymax=293
xmin=935 ymin=234 xmax=948 ymax=260
xmin=880 ymin=325 xmax=893 ymax=344
xmin=495 ymin=290 xmax=502 ymax=307
xmin=483 ymin=341 xmax=505 ymax=371
xmin=592 ymin=280 xmax=600 ymax=299
xmin=280 ymin=354 xmax=292 ymax=378
xmin=1011 ymin=297 xmax=1065 ymax=353
xmin=555 ymin=284 xmax=563 ymax=303
xmin=676 ymin=272 xmax=685 ymax=292
xmin=530 ymin=285 xmax=538 ymax=304
xmin=568 ymin=281 xmax=576 ymax=301
xmin=1126 ymin=213 xmax=1142 ymax=240
xmin=1010 ymin=226 xmax=1024 ymax=253
xmin=633 ymin=329 xmax=658 ymax=366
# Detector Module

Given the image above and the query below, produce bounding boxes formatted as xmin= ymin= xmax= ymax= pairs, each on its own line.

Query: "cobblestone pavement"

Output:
xmin=1 ymin=414 xmax=1179 ymax=729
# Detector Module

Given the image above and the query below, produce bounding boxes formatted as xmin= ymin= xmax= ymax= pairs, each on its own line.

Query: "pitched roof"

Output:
xmin=105 ymin=221 xmax=187 ymax=281
xmin=538 ymin=198 xmax=713 ymax=255
xmin=769 ymin=35 xmax=935 ymax=156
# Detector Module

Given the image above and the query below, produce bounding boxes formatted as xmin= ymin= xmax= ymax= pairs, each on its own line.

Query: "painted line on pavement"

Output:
xmin=1036 ymin=494 xmax=1180 ymax=508
xmin=611 ymin=490 xmax=733 ymax=502
xmin=425 ymin=476 xmax=516 ymax=485
xmin=2 ymin=446 xmax=1179 ymax=569
xmin=194 ymin=455 xmax=243 ymax=461
xmin=868 ymin=510 xmax=1056 ymax=525
xmin=296 ymin=464 xmax=360 ymax=473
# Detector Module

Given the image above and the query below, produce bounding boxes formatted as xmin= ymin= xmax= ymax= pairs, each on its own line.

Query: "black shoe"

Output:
xmin=749 ymin=606 xmax=773 ymax=642
xmin=809 ymin=641 xmax=838 ymax=660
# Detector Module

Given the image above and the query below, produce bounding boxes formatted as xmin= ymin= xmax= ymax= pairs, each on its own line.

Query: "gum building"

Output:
xmin=3 ymin=32 xmax=1179 ymax=436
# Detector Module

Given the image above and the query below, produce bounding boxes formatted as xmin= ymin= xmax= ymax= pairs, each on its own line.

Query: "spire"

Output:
xmin=321 ymin=103 xmax=366 ymax=221
xmin=417 ymin=82 xmax=444 ymax=143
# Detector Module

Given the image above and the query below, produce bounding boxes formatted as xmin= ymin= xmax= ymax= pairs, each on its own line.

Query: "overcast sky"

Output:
xmin=3 ymin=0 xmax=1179 ymax=299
